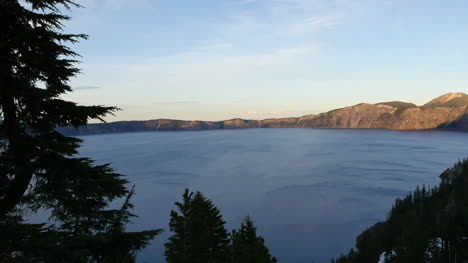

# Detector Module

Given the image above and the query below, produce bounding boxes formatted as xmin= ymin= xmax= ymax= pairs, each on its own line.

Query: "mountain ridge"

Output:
xmin=423 ymin=92 xmax=468 ymax=108
xmin=59 ymin=93 xmax=468 ymax=135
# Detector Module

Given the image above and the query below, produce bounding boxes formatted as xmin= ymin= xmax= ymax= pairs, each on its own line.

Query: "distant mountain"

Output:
xmin=59 ymin=92 xmax=468 ymax=135
xmin=376 ymin=101 xmax=417 ymax=110
xmin=423 ymin=92 xmax=468 ymax=108
xmin=58 ymin=118 xmax=301 ymax=136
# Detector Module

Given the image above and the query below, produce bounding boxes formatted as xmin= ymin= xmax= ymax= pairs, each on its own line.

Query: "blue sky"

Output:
xmin=63 ymin=0 xmax=468 ymax=121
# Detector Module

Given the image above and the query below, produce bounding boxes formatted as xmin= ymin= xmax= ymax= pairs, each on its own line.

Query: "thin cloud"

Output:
xmin=303 ymin=15 xmax=341 ymax=28
xmin=74 ymin=86 xmax=101 ymax=90
xmin=153 ymin=101 xmax=199 ymax=105
xmin=244 ymin=110 xmax=302 ymax=117
xmin=227 ymin=0 xmax=257 ymax=5
xmin=218 ymin=0 xmax=353 ymax=41
xmin=103 ymin=0 xmax=149 ymax=9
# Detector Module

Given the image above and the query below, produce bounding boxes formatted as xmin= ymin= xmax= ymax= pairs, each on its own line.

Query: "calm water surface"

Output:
xmin=79 ymin=128 xmax=468 ymax=263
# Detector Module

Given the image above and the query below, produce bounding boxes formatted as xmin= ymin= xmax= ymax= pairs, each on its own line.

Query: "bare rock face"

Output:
xmin=59 ymin=92 xmax=468 ymax=135
xmin=390 ymin=106 xmax=468 ymax=130
xmin=296 ymin=114 xmax=317 ymax=127
xmin=298 ymin=103 xmax=467 ymax=130
xmin=300 ymin=104 xmax=398 ymax=128
xmin=423 ymin=92 xmax=468 ymax=108
xmin=261 ymin=118 xmax=299 ymax=128
xmin=223 ymin=118 xmax=260 ymax=129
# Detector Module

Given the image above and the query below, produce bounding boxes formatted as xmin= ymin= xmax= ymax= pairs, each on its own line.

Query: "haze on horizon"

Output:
xmin=65 ymin=0 xmax=468 ymax=122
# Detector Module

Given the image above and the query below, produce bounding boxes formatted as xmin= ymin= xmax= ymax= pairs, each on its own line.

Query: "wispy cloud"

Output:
xmin=114 ymin=45 xmax=317 ymax=91
xmin=243 ymin=110 xmax=305 ymax=118
xmin=67 ymin=0 xmax=149 ymax=31
xmin=102 ymin=0 xmax=149 ymax=9
xmin=74 ymin=86 xmax=101 ymax=90
xmin=66 ymin=0 xmax=406 ymax=122
xmin=227 ymin=0 xmax=257 ymax=5
xmin=351 ymin=68 xmax=420 ymax=76
xmin=75 ymin=0 xmax=148 ymax=9
xmin=152 ymin=101 xmax=199 ymax=105
xmin=215 ymin=0 xmax=358 ymax=43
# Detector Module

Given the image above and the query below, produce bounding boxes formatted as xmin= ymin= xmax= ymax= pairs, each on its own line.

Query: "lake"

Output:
xmin=78 ymin=128 xmax=468 ymax=263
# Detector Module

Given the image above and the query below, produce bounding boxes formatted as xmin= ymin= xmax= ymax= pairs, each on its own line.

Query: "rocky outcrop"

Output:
xmin=58 ymin=92 xmax=468 ymax=135
xmin=297 ymin=103 xmax=468 ymax=130
xmin=423 ymin=92 xmax=468 ymax=108
xmin=261 ymin=117 xmax=299 ymax=128
xmin=298 ymin=104 xmax=399 ymax=128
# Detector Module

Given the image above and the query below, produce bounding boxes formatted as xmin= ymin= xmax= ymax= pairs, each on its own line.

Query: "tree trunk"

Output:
xmin=0 ymin=80 xmax=34 ymax=218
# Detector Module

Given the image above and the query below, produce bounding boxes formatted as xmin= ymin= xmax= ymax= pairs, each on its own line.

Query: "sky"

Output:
xmin=59 ymin=0 xmax=468 ymax=121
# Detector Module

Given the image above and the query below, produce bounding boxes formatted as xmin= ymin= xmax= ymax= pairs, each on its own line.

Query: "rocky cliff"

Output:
xmin=59 ymin=93 xmax=468 ymax=135
xmin=423 ymin=92 xmax=468 ymax=108
xmin=298 ymin=103 xmax=467 ymax=130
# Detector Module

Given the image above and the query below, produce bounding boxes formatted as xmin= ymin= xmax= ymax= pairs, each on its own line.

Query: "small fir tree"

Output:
xmin=165 ymin=189 xmax=229 ymax=263
xmin=229 ymin=217 xmax=277 ymax=263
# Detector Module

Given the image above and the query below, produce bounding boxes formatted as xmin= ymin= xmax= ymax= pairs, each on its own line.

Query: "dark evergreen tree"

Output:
xmin=330 ymin=158 xmax=468 ymax=263
xmin=229 ymin=216 xmax=277 ymax=263
xmin=165 ymin=189 xmax=229 ymax=263
xmin=0 ymin=1 xmax=161 ymax=261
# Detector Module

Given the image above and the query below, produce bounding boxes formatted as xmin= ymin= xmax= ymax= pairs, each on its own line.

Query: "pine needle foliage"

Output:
xmin=165 ymin=190 xmax=278 ymax=263
xmin=229 ymin=217 xmax=277 ymax=263
xmin=165 ymin=190 xmax=230 ymax=263
xmin=331 ymin=158 xmax=468 ymax=263
xmin=0 ymin=1 xmax=161 ymax=262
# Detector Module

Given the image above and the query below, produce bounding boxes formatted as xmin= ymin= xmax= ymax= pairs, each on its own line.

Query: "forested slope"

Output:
xmin=332 ymin=159 xmax=468 ymax=263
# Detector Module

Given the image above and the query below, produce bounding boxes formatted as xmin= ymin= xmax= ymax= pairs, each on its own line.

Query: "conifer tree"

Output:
xmin=229 ymin=217 xmax=277 ymax=263
xmin=165 ymin=189 xmax=230 ymax=263
xmin=330 ymin=159 xmax=468 ymax=263
xmin=0 ymin=1 xmax=160 ymax=261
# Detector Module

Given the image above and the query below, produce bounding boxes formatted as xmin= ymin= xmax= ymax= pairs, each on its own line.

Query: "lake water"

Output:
xmin=78 ymin=128 xmax=468 ymax=263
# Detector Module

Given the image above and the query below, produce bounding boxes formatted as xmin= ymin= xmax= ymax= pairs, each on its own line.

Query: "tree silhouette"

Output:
xmin=0 ymin=1 xmax=160 ymax=261
xmin=165 ymin=189 xmax=230 ymax=263
xmin=331 ymin=159 xmax=468 ymax=263
xmin=230 ymin=217 xmax=277 ymax=263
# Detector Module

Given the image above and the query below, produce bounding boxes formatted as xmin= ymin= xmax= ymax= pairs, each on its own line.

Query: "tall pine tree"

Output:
xmin=0 ymin=1 xmax=160 ymax=261
xmin=230 ymin=217 xmax=277 ymax=263
xmin=165 ymin=189 xmax=230 ymax=263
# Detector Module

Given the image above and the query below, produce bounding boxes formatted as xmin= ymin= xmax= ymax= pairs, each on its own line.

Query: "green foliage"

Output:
xmin=165 ymin=190 xmax=277 ymax=263
xmin=0 ymin=0 xmax=160 ymax=261
xmin=229 ymin=217 xmax=277 ymax=263
xmin=165 ymin=189 xmax=230 ymax=263
xmin=331 ymin=158 xmax=468 ymax=263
